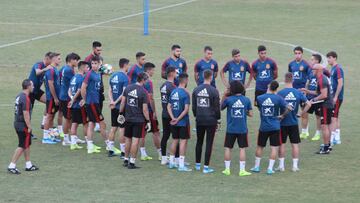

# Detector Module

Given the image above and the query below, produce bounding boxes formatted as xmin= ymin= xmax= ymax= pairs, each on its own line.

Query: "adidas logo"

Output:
xmin=128 ymin=89 xmax=138 ymax=98
xmin=232 ymin=99 xmax=244 ymax=108
xmin=262 ymin=98 xmax=274 ymax=106
xmin=161 ymin=85 xmax=167 ymax=93
xmin=171 ymin=92 xmax=179 ymax=100
xmin=285 ymin=92 xmax=296 ymax=101
xmin=111 ymin=75 xmax=119 ymax=83
xmin=197 ymin=88 xmax=209 ymax=97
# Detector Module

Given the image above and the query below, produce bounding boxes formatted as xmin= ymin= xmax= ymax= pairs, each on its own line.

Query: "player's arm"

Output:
xmin=80 ymin=82 xmax=87 ymax=106
xmin=192 ymin=91 xmax=197 ymax=117
xmin=213 ymin=90 xmax=221 ymax=120
xmin=245 ymin=62 xmax=253 ymax=88
xmin=213 ymin=62 xmax=219 ymax=79
xmin=333 ymin=73 xmax=344 ymax=102
xmin=273 ymin=61 xmax=278 ymax=79
xmin=247 ymin=109 xmax=253 ymax=117
xmin=220 ymin=89 xmax=230 ymax=110
xmin=161 ymin=60 xmax=167 ymax=79
xmin=251 ymin=62 xmax=257 ymax=80
xmin=278 ymin=105 xmax=292 ymax=120
xmin=119 ymin=96 xmax=126 ymax=113
xmin=35 ymin=65 xmax=51 ymax=76
xmin=142 ymin=103 xmax=150 ymax=121
xmin=298 ymin=100 xmax=312 ymax=117
xmin=167 ymin=103 xmax=175 ymax=120
xmin=220 ymin=63 xmax=229 ymax=88
xmin=313 ymin=86 xmax=328 ymax=102
xmin=47 ymin=71 xmax=59 ymax=104
xmin=194 ymin=63 xmax=199 ymax=83
xmin=23 ymin=97 xmax=32 ymax=133
xmin=177 ymin=104 xmax=189 ymax=121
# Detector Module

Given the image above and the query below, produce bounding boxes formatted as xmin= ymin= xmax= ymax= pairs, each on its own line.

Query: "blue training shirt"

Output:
xmin=278 ymin=88 xmax=308 ymax=126
xmin=44 ymin=66 xmax=60 ymax=101
xmin=194 ymin=59 xmax=218 ymax=87
xmin=257 ymin=93 xmax=287 ymax=132
xmin=83 ymin=70 xmax=101 ymax=104
xmin=169 ymin=88 xmax=190 ymax=127
xmin=69 ymin=74 xmax=84 ymax=109
xmin=28 ymin=61 xmax=46 ymax=94
xmin=59 ymin=65 xmax=75 ymax=101
xmin=222 ymin=59 xmax=251 ymax=85
xmin=288 ymin=59 xmax=311 ymax=89
xmin=109 ymin=71 xmax=129 ymax=109
xmin=252 ymin=58 xmax=278 ymax=91
xmin=330 ymin=64 xmax=345 ymax=100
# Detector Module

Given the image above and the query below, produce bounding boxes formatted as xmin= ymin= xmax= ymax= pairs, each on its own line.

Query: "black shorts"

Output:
xmin=71 ymin=107 xmax=88 ymax=125
xmin=30 ymin=89 xmax=44 ymax=107
xmin=307 ymin=103 xmax=319 ymax=114
xmin=16 ymin=127 xmax=31 ymax=149
xmin=60 ymin=100 xmax=71 ymax=120
xmin=111 ymin=108 xmax=125 ymax=128
xmin=254 ymin=89 xmax=266 ymax=106
xmin=316 ymin=106 xmax=332 ymax=125
xmin=148 ymin=112 xmax=159 ymax=133
xmin=332 ymin=99 xmax=342 ymax=118
xmin=46 ymin=99 xmax=59 ymax=115
xmin=86 ymin=103 xmax=104 ymax=123
xmin=280 ymin=125 xmax=300 ymax=144
xmin=171 ymin=125 xmax=190 ymax=140
xmin=124 ymin=122 xmax=145 ymax=138
xmin=224 ymin=132 xmax=248 ymax=148
xmin=257 ymin=130 xmax=281 ymax=147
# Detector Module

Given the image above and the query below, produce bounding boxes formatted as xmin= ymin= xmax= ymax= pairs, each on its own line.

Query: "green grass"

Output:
xmin=0 ymin=0 xmax=360 ymax=202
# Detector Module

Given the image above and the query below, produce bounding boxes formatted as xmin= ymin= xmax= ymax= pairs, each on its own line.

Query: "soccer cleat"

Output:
xmin=112 ymin=147 xmax=122 ymax=155
xmin=195 ymin=163 xmax=201 ymax=171
xmin=140 ymin=156 xmax=153 ymax=161
xmin=123 ymin=160 xmax=129 ymax=167
xmin=266 ymin=169 xmax=275 ymax=175
xmin=119 ymin=152 xmax=126 ymax=160
xmin=25 ymin=165 xmax=39 ymax=171
xmin=62 ymin=140 xmax=71 ymax=146
xmin=70 ymin=144 xmax=83 ymax=150
xmin=316 ymin=146 xmax=330 ymax=155
xmin=222 ymin=168 xmax=231 ymax=176
xmin=59 ymin=132 xmax=64 ymax=138
xmin=250 ymin=166 xmax=260 ymax=173
xmin=300 ymin=132 xmax=309 ymax=139
xmin=168 ymin=163 xmax=176 ymax=169
xmin=239 ymin=170 xmax=252 ymax=177
xmin=128 ymin=163 xmax=140 ymax=169
xmin=203 ymin=167 xmax=215 ymax=174
xmin=93 ymin=144 xmax=101 ymax=150
xmin=87 ymin=148 xmax=101 ymax=154
xmin=311 ymin=134 xmax=321 ymax=141
xmin=275 ymin=167 xmax=285 ymax=172
xmin=292 ymin=167 xmax=300 ymax=172
xmin=8 ymin=167 xmax=21 ymax=175
xmin=76 ymin=138 xmax=86 ymax=144
xmin=178 ymin=166 xmax=192 ymax=172
xmin=51 ymin=136 xmax=62 ymax=143
xmin=42 ymin=138 xmax=58 ymax=144
xmin=31 ymin=134 xmax=37 ymax=140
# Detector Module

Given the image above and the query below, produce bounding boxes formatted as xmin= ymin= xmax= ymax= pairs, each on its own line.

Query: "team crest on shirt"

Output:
xmin=179 ymin=63 xmax=183 ymax=68
xmin=266 ymin=63 xmax=271 ymax=69
xmin=211 ymin=64 xmax=214 ymax=70
xmin=300 ymin=65 xmax=304 ymax=71
xmin=240 ymin=66 xmax=245 ymax=72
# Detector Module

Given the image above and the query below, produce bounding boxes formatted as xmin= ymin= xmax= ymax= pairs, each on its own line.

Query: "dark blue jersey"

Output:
xmin=162 ymin=57 xmax=187 ymax=86
xmin=44 ymin=66 xmax=60 ymax=101
xmin=222 ymin=59 xmax=251 ymax=85
xmin=330 ymin=64 xmax=344 ymax=100
xmin=169 ymin=88 xmax=190 ymax=127
xmin=127 ymin=64 xmax=144 ymax=84
xmin=69 ymin=74 xmax=84 ymax=109
xmin=143 ymin=79 xmax=154 ymax=113
xmin=288 ymin=59 xmax=311 ymax=89
xmin=28 ymin=61 xmax=46 ymax=93
xmin=257 ymin=93 xmax=287 ymax=132
xmin=192 ymin=84 xmax=220 ymax=126
xmin=83 ymin=70 xmax=101 ymax=104
xmin=278 ymin=88 xmax=307 ymax=126
xmin=160 ymin=80 xmax=177 ymax=118
xmin=59 ymin=65 xmax=75 ymax=101
xmin=252 ymin=58 xmax=278 ymax=91
xmin=109 ymin=71 xmax=129 ymax=109
xmin=194 ymin=59 xmax=218 ymax=87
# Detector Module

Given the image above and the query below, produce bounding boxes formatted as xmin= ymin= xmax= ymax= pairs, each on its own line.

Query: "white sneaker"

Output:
xmin=76 ymin=137 xmax=86 ymax=144
xmin=62 ymin=140 xmax=71 ymax=146
xmin=161 ymin=157 xmax=168 ymax=165
xmin=275 ymin=166 xmax=285 ymax=172
xmin=292 ymin=167 xmax=300 ymax=172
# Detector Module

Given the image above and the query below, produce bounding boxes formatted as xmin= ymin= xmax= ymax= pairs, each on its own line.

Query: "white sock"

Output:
xmin=64 ymin=134 xmax=70 ymax=142
xmin=43 ymin=130 xmax=50 ymax=139
xmin=41 ymin=115 xmax=46 ymax=125
xmin=302 ymin=128 xmax=308 ymax=134
xmin=140 ymin=147 xmax=148 ymax=157
xmin=70 ymin=135 xmax=77 ymax=145
xmin=8 ymin=162 xmax=16 ymax=169
xmin=169 ymin=155 xmax=175 ymax=165
xmin=120 ymin=143 xmax=125 ymax=152
xmin=268 ymin=159 xmax=275 ymax=170
xmin=254 ymin=157 xmax=261 ymax=168
xmin=293 ymin=158 xmax=299 ymax=169
xmin=315 ymin=130 xmax=321 ymax=135
xmin=108 ymin=141 xmax=114 ymax=151
xmin=179 ymin=156 xmax=185 ymax=168
xmin=85 ymin=136 xmax=89 ymax=142
xmin=279 ymin=157 xmax=285 ymax=169
xmin=58 ymin=125 xmax=63 ymax=134
xmin=225 ymin=161 xmax=231 ymax=169
xmin=87 ymin=140 xmax=94 ymax=150
xmin=157 ymin=148 xmax=162 ymax=157
xmin=239 ymin=161 xmax=246 ymax=171
xmin=95 ymin=123 xmax=100 ymax=129
xmin=130 ymin=157 xmax=136 ymax=164
xmin=335 ymin=129 xmax=341 ymax=140
xmin=25 ymin=161 xmax=32 ymax=169
xmin=204 ymin=165 xmax=209 ymax=169
xmin=161 ymin=156 xmax=168 ymax=163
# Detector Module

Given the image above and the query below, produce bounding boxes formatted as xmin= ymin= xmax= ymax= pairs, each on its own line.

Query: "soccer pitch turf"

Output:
xmin=0 ymin=0 xmax=359 ymax=202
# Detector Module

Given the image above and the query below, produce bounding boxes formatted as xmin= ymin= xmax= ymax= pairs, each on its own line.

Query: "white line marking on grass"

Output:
xmin=0 ymin=0 xmax=198 ymax=49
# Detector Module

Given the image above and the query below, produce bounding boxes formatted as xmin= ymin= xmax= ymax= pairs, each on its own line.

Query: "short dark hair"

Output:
xmin=119 ymin=58 xmax=129 ymax=68
xmin=137 ymin=72 xmax=149 ymax=82
xmin=49 ymin=52 xmax=60 ymax=59
xmin=258 ymin=45 xmax=266 ymax=52
xmin=22 ymin=79 xmax=32 ymax=90
xmin=91 ymin=55 xmax=101 ymax=62
xmin=92 ymin=41 xmax=102 ymax=48
xmin=65 ymin=52 xmax=80 ymax=63
xmin=229 ymin=80 xmax=245 ymax=95
xmin=294 ymin=46 xmax=303 ymax=53
xmin=269 ymin=80 xmax=279 ymax=91
xmin=78 ymin=61 xmax=88 ymax=69
xmin=144 ymin=62 xmax=155 ymax=72
xmin=178 ymin=73 xmax=188 ymax=84
xmin=166 ymin=66 xmax=176 ymax=76
xmin=171 ymin=44 xmax=181 ymax=50
xmin=232 ymin=48 xmax=240 ymax=56
xmin=285 ymin=72 xmax=293 ymax=83
xmin=204 ymin=46 xmax=212 ymax=52
xmin=203 ymin=69 xmax=213 ymax=80
xmin=136 ymin=52 xmax=145 ymax=59
xmin=326 ymin=51 xmax=337 ymax=59
xmin=45 ymin=52 xmax=53 ymax=57
xmin=312 ymin=54 xmax=322 ymax=63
